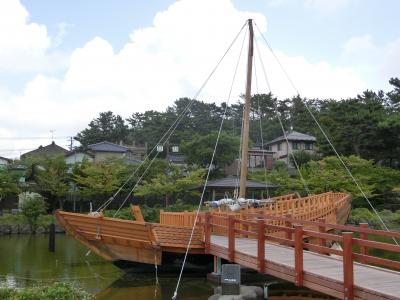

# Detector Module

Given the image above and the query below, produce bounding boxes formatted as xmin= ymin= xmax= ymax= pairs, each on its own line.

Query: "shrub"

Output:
xmin=0 ymin=282 xmax=91 ymax=300
xmin=18 ymin=192 xmax=47 ymax=233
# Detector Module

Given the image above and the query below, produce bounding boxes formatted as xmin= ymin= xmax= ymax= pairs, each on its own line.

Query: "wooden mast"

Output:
xmin=239 ymin=19 xmax=254 ymax=198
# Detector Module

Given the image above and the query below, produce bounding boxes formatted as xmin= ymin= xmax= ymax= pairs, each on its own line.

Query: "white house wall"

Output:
xmin=65 ymin=153 xmax=94 ymax=165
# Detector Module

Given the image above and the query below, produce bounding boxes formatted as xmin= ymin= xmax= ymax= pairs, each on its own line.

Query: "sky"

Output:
xmin=0 ymin=0 xmax=399 ymax=158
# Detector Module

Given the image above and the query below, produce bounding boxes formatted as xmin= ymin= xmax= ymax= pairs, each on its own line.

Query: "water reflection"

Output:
xmin=0 ymin=235 xmax=336 ymax=299
xmin=96 ymin=274 xmax=212 ymax=300
xmin=95 ymin=274 xmax=336 ymax=300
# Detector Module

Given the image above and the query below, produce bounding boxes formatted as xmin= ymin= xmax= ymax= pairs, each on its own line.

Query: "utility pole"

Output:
xmin=69 ymin=137 xmax=73 ymax=151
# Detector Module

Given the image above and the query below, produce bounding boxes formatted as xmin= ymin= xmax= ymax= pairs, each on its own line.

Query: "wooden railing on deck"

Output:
xmin=159 ymin=210 xmax=199 ymax=227
xmin=159 ymin=192 xmax=350 ymax=229
xmin=201 ymin=213 xmax=400 ymax=300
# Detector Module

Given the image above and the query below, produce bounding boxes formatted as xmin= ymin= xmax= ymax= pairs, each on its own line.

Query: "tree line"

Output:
xmin=75 ymin=78 xmax=400 ymax=168
xmin=0 ymin=78 xmax=399 ymax=218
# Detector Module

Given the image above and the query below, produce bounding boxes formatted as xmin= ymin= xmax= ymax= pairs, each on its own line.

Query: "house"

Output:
xmin=64 ymin=150 xmax=94 ymax=165
xmin=21 ymin=141 xmax=68 ymax=160
xmin=224 ymin=147 xmax=274 ymax=176
xmin=87 ymin=141 xmax=139 ymax=162
xmin=265 ymin=130 xmax=317 ymax=165
xmin=0 ymin=156 xmax=11 ymax=166
xmin=165 ymin=144 xmax=186 ymax=165
xmin=0 ymin=156 xmax=11 ymax=170
xmin=123 ymin=142 xmax=148 ymax=161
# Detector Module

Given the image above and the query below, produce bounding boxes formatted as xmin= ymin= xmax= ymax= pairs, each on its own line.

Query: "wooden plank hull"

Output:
xmin=56 ymin=192 xmax=351 ymax=268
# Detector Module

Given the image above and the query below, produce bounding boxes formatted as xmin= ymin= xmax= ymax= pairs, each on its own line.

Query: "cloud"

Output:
xmin=0 ymin=0 xmax=67 ymax=73
xmin=304 ymin=0 xmax=350 ymax=14
xmin=341 ymin=34 xmax=400 ymax=90
xmin=0 ymin=0 xmax=369 ymax=157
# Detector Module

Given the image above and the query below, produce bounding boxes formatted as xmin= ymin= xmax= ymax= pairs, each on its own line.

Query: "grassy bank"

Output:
xmin=0 ymin=282 xmax=91 ymax=300
xmin=0 ymin=214 xmax=54 ymax=226
xmin=348 ymin=208 xmax=400 ymax=230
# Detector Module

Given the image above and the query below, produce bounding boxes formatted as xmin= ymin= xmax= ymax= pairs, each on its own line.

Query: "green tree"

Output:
xmin=73 ymin=158 xmax=128 ymax=199
xmin=36 ymin=156 xmax=69 ymax=210
xmin=18 ymin=192 xmax=47 ymax=233
xmin=135 ymin=166 xmax=205 ymax=206
xmin=75 ymin=111 xmax=128 ymax=147
xmin=0 ymin=170 xmax=20 ymax=202
xmin=181 ymin=132 xmax=240 ymax=172
xmin=251 ymin=155 xmax=400 ymax=199
xmin=289 ymin=150 xmax=318 ymax=167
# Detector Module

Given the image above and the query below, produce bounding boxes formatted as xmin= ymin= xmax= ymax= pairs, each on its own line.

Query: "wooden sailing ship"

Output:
xmin=56 ymin=19 xmax=351 ymax=271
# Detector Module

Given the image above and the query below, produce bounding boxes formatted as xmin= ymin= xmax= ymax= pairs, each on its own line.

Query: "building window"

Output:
xmin=156 ymin=145 xmax=163 ymax=152
xmin=292 ymin=142 xmax=300 ymax=150
xmin=305 ymin=143 xmax=313 ymax=150
xmin=277 ymin=143 xmax=281 ymax=151
xmin=172 ymin=146 xmax=179 ymax=153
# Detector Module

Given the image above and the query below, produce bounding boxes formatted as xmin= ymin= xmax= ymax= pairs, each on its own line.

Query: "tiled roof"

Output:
xmin=21 ymin=142 xmax=68 ymax=158
xmin=88 ymin=141 xmax=129 ymax=153
xmin=266 ymin=130 xmax=316 ymax=145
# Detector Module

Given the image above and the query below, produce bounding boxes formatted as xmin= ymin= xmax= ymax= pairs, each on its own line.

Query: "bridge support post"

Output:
xmin=294 ymin=225 xmax=303 ymax=286
xmin=343 ymin=232 xmax=354 ymax=300
xmin=214 ymin=256 xmax=222 ymax=274
xmin=257 ymin=219 xmax=265 ymax=273
xmin=204 ymin=212 xmax=211 ymax=254
xmin=228 ymin=215 xmax=235 ymax=262
xmin=359 ymin=223 xmax=369 ymax=264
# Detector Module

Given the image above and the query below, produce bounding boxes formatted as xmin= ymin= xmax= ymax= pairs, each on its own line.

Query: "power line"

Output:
xmin=0 ymin=136 xmax=71 ymax=140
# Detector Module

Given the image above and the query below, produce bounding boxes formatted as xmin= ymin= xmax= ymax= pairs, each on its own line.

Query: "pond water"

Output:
xmin=0 ymin=234 xmax=336 ymax=299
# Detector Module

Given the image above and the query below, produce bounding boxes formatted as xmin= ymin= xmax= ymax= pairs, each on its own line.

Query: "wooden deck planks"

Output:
xmin=210 ymin=235 xmax=400 ymax=300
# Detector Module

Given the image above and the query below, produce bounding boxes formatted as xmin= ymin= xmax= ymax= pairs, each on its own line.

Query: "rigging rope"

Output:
xmin=172 ymin=21 xmax=248 ymax=300
xmin=254 ymin=22 xmax=398 ymax=245
xmin=101 ymin=21 xmax=248 ymax=214
xmin=253 ymin=31 xmax=311 ymax=195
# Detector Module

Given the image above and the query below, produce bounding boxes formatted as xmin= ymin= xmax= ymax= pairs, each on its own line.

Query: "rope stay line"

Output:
xmin=98 ymin=21 xmax=248 ymax=214
xmin=234 ymin=109 xmax=245 ymax=199
xmin=254 ymin=22 xmax=398 ymax=245
xmin=172 ymin=20 xmax=248 ymax=300
xmin=253 ymin=32 xmax=311 ymax=196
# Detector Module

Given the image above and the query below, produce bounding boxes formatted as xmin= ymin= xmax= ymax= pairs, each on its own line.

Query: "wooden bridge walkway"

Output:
xmin=201 ymin=213 xmax=400 ymax=300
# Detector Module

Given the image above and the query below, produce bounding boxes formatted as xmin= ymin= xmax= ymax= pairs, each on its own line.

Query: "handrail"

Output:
xmin=202 ymin=212 xmax=400 ymax=300
xmin=159 ymin=191 xmax=351 ymax=228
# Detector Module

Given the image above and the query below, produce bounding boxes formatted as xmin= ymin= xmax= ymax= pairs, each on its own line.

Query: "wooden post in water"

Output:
xmin=239 ymin=19 xmax=254 ymax=199
xmin=49 ymin=222 xmax=55 ymax=252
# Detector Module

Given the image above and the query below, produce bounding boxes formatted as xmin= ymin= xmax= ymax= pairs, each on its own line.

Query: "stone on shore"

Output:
xmin=209 ymin=285 xmax=264 ymax=300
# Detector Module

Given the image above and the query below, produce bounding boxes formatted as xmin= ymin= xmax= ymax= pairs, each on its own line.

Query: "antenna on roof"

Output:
xmin=50 ymin=129 xmax=55 ymax=141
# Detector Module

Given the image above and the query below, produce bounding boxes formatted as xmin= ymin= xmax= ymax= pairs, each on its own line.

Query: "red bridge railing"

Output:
xmin=200 ymin=213 xmax=400 ymax=300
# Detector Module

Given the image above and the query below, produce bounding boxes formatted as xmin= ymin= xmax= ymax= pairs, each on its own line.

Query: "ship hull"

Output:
xmin=55 ymin=192 xmax=352 ymax=270
xmin=113 ymin=252 xmax=214 ymax=273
